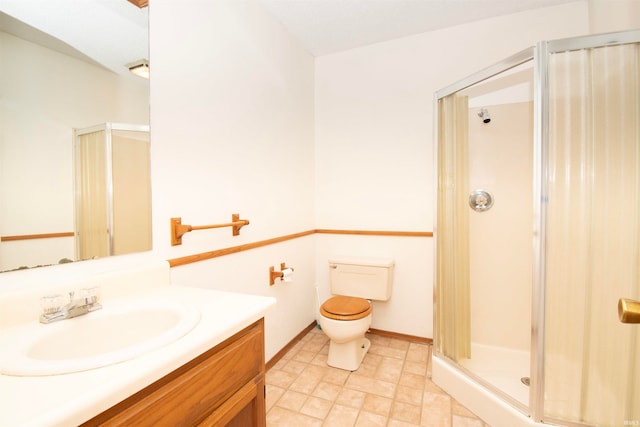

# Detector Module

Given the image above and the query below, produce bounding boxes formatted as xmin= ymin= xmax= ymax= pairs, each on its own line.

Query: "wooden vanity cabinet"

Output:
xmin=82 ymin=319 xmax=266 ymax=427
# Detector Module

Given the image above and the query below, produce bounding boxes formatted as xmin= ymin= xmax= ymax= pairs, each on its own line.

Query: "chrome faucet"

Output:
xmin=39 ymin=288 xmax=102 ymax=324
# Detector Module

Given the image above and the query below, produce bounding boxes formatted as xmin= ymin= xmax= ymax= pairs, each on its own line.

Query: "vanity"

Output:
xmin=0 ymin=259 xmax=276 ymax=426
xmin=83 ymin=319 xmax=266 ymax=426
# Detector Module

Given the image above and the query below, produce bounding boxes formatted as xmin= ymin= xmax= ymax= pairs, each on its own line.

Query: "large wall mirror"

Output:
xmin=0 ymin=0 xmax=150 ymax=272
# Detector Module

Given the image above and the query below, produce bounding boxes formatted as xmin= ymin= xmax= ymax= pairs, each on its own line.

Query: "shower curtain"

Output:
xmin=544 ymin=42 xmax=640 ymax=426
xmin=436 ymin=94 xmax=471 ymax=361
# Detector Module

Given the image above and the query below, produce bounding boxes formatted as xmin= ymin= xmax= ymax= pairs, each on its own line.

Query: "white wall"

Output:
xmin=314 ymin=1 xmax=591 ymax=340
xmin=149 ymin=0 xmax=316 ymax=360
xmin=0 ymin=32 xmax=149 ymax=271
xmin=588 ymin=0 xmax=640 ymax=34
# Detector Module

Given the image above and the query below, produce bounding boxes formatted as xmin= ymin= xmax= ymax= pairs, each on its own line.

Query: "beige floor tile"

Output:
xmin=323 ymin=404 xmax=360 ymax=427
xmin=312 ymin=381 xmax=343 ymax=401
xmin=452 ymin=399 xmax=479 ymax=418
xmin=406 ymin=343 xmax=430 ymax=364
xmin=300 ymin=396 xmax=333 ymax=420
xmin=388 ymin=338 xmax=411 ymax=351
xmin=399 ymin=371 xmax=426 ymax=390
xmin=277 ymin=389 xmax=309 ymax=412
xmin=335 ymin=388 xmax=366 ymax=409
xmin=390 ymin=400 xmax=421 ymax=424
xmin=424 ymin=378 xmax=446 ymax=394
xmin=303 ymin=339 xmax=328 ymax=353
xmin=387 ymin=419 xmax=423 ymax=427
xmin=282 ymin=359 xmax=308 ymax=375
xmin=421 ymin=391 xmax=451 ymax=427
xmin=374 ymin=356 xmax=404 ymax=383
xmin=352 ymin=361 xmax=377 ymax=378
xmin=290 ymin=367 xmax=325 ymax=394
xmin=267 ymin=369 xmax=298 ymax=388
xmin=403 ymin=359 xmax=428 ymax=376
xmin=286 ymin=340 xmax=307 ymax=356
xmin=366 ymin=333 xmax=391 ymax=345
xmin=293 ymin=350 xmax=318 ymax=364
xmin=311 ymin=352 xmax=329 ymax=366
xmin=271 ymin=358 xmax=288 ymax=370
xmin=452 ymin=414 xmax=485 ymax=427
xmin=310 ymin=333 xmax=330 ymax=344
xmin=395 ymin=384 xmax=423 ymax=406
xmin=368 ymin=344 xmax=407 ymax=360
xmin=355 ymin=410 xmax=388 ymax=427
xmin=267 ymin=406 xmax=323 ymax=427
xmin=361 ymin=351 xmax=383 ymax=368
xmin=361 ymin=393 xmax=393 ymax=417
xmin=345 ymin=374 xmax=396 ymax=398
xmin=266 ymin=384 xmax=285 ymax=411
xmin=322 ymin=367 xmax=351 ymax=386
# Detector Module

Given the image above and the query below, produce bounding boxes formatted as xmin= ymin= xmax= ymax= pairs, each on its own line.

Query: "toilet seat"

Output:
xmin=320 ymin=296 xmax=372 ymax=321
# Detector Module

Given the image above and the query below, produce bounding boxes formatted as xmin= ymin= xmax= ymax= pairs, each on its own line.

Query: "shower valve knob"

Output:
xmin=469 ymin=189 xmax=494 ymax=212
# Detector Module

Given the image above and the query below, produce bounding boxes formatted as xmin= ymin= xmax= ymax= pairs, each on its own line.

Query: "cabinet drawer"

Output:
xmin=84 ymin=320 xmax=264 ymax=426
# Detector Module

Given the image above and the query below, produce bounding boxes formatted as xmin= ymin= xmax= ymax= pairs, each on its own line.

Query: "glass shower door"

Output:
xmin=541 ymin=37 xmax=640 ymax=426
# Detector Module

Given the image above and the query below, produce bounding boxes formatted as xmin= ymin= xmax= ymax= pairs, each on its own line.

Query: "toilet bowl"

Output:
xmin=319 ymin=296 xmax=372 ymax=371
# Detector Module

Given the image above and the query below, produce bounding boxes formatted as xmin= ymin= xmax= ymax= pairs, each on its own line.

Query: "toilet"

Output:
xmin=319 ymin=257 xmax=394 ymax=371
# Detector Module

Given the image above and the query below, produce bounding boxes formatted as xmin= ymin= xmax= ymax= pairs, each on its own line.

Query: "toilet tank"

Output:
xmin=329 ymin=257 xmax=395 ymax=301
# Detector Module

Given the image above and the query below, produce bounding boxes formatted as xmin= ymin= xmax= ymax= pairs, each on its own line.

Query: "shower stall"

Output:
xmin=433 ymin=30 xmax=640 ymax=426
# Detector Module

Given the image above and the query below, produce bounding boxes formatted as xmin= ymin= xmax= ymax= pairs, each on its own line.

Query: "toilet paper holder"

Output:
xmin=270 ymin=263 xmax=294 ymax=286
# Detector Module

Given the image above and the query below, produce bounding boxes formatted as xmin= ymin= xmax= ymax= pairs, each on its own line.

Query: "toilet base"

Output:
xmin=327 ymin=337 xmax=371 ymax=371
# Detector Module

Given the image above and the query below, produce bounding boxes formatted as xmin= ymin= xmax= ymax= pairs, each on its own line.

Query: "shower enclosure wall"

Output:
xmin=433 ymin=30 xmax=640 ymax=427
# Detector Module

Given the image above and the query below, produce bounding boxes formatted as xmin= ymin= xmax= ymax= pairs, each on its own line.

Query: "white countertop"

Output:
xmin=0 ymin=285 xmax=276 ymax=427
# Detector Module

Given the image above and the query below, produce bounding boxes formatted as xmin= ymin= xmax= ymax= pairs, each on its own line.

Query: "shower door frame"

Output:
xmin=433 ymin=28 xmax=640 ymax=425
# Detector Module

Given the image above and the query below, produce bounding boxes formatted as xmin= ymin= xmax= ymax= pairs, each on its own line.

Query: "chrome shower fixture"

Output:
xmin=478 ymin=108 xmax=491 ymax=124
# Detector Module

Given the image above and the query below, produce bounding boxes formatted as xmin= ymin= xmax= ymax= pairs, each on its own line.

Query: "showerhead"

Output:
xmin=478 ymin=108 xmax=491 ymax=124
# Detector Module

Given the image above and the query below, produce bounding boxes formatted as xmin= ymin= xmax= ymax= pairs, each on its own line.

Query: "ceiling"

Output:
xmin=259 ymin=0 xmax=580 ymax=56
xmin=0 ymin=0 xmax=148 ymax=77
xmin=0 ymin=0 xmax=579 ymax=75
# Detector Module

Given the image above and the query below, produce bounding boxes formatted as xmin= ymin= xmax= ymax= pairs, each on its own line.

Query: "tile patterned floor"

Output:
xmin=266 ymin=327 xmax=491 ymax=427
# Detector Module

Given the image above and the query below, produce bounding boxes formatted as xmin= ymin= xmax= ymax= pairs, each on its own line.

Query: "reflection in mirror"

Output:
xmin=74 ymin=124 xmax=151 ymax=261
xmin=0 ymin=1 xmax=150 ymax=272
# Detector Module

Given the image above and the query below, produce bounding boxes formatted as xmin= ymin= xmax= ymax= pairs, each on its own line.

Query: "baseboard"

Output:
xmin=368 ymin=328 xmax=433 ymax=344
xmin=266 ymin=322 xmax=432 ymax=370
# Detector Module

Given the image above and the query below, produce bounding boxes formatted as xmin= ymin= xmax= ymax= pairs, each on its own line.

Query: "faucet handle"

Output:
xmin=80 ymin=287 xmax=101 ymax=309
xmin=40 ymin=294 xmax=65 ymax=315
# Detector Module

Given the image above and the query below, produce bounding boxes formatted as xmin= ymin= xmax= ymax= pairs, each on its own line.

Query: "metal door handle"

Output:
xmin=618 ymin=298 xmax=640 ymax=324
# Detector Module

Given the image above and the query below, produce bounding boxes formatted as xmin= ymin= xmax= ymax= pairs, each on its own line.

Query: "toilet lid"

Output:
xmin=320 ymin=296 xmax=372 ymax=321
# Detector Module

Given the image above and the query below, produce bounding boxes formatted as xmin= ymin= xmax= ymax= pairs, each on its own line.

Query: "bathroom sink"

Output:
xmin=0 ymin=298 xmax=200 ymax=376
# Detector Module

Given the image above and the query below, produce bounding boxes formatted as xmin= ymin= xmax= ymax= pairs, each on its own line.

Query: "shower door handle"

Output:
xmin=618 ymin=298 xmax=640 ymax=324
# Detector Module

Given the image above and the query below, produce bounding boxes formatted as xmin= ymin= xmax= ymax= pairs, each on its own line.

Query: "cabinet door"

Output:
xmin=198 ymin=376 xmax=265 ymax=427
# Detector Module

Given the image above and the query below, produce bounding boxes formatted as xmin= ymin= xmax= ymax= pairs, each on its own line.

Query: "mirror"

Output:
xmin=0 ymin=0 xmax=150 ymax=272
